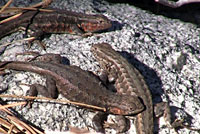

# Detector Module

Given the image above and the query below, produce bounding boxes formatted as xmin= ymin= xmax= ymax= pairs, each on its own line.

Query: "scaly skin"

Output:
xmin=0 ymin=60 xmax=143 ymax=116
xmin=91 ymin=43 xmax=154 ymax=134
xmin=0 ymin=8 xmax=112 ymax=39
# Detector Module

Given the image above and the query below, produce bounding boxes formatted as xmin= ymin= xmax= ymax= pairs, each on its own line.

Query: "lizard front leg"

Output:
xmin=154 ymin=102 xmax=200 ymax=133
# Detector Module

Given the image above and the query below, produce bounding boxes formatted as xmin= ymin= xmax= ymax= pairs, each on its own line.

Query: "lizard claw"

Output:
xmin=171 ymin=118 xmax=184 ymax=128
xmin=103 ymin=121 xmax=114 ymax=128
xmin=103 ymin=116 xmax=130 ymax=133
xmin=18 ymin=83 xmax=37 ymax=108
xmin=173 ymin=118 xmax=200 ymax=132
xmin=82 ymin=32 xmax=93 ymax=37
xmin=32 ymin=40 xmax=46 ymax=50
xmin=170 ymin=118 xmax=200 ymax=132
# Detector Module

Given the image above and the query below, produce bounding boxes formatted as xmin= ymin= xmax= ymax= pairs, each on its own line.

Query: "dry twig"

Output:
xmin=0 ymin=94 xmax=106 ymax=112
xmin=0 ymin=103 xmax=44 ymax=134
xmin=0 ymin=0 xmax=53 ymax=18
xmin=0 ymin=99 xmax=103 ymax=134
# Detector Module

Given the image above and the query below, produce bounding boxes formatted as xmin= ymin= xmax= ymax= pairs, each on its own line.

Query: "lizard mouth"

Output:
xmin=107 ymin=107 xmax=126 ymax=115
xmin=107 ymin=106 xmax=143 ymax=115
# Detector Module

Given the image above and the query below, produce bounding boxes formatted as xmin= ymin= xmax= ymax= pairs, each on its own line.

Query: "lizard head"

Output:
xmin=91 ymin=43 xmax=117 ymax=75
xmin=106 ymin=94 xmax=144 ymax=115
xmin=79 ymin=15 xmax=112 ymax=33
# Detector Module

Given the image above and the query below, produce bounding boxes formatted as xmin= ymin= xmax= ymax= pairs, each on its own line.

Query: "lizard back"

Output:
xmin=91 ymin=43 xmax=154 ymax=134
xmin=0 ymin=61 xmax=143 ymax=115
xmin=0 ymin=9 xmax=112 ymax=39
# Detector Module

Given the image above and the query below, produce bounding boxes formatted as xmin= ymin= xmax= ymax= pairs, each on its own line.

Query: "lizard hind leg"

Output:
xmin=21 ymin=75 xmax=59 ymax=108
xmin=154 ymin=102 xmax=200 ymax=133
xmin=26 ymin=76 xmax=58 ymax=99
xmin=22 ymin=23 xmax=46 ymax=50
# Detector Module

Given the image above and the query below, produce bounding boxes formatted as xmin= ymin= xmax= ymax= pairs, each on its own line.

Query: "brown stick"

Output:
xmin=0 ymin=94 xmax=106 ymax=112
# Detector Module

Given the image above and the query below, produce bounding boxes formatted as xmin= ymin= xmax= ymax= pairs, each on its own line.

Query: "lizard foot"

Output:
xmin=172 ymin=118 xmax=200 ymax=132
xmin=104 ymin=115 xmax=130 ymax=133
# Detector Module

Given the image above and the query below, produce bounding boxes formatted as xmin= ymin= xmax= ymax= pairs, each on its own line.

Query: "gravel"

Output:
xmin=0 ymin=0 xmax=200 ymax=134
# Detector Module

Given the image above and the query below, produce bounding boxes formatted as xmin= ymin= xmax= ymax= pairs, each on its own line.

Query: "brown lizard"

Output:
xmin=0 ymin=8 xmax=112 ymax=48
xmin=91 ymin=43 xmax=198 ymax=134
xmin=91 ymin=43 xmax=153 ymax=133
xmin=0 ymin=53 xmax=144 ymax=133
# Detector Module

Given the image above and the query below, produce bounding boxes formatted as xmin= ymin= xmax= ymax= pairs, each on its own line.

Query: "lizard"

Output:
xmin=91 ymin=43 xmax=154 ymax=134
xmin=0 ymin=8 xmax=112 ymax=48
xmin=0 ymin=53 xmax=144 ymax=133
xmin=91 ymin=43 xmax=196 ymax=134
